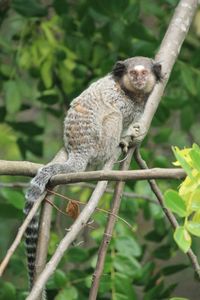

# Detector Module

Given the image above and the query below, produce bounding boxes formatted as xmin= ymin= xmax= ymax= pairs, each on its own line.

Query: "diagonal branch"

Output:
xmin=89 ymin=147 xmax=135 ymax=300
xmin=134 ymin=148 xmax=200 ymax=279
xmin=139 ymin=0 xmax=198 ymax=134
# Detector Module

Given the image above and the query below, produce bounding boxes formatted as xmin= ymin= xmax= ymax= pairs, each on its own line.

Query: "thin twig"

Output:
xmin=46 ymin=191 xmax=134 ymax=230
xmin=134 ymin=148 xmax=200 ymax=279
xmin=66 ymin=182 xmax=157 ymax=203
xmin=89 ymin=147 xmax=135 ymax=300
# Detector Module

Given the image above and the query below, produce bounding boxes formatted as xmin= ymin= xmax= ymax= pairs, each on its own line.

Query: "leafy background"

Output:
xmin=0 ymin=0 xmax=200 ymax=299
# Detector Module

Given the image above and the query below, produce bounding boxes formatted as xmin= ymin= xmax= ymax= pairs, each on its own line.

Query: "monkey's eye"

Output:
xmin=141 ymin=70 xmax=148 ymax=76
xmin=130 ymin=70 xmax=137 ymax=76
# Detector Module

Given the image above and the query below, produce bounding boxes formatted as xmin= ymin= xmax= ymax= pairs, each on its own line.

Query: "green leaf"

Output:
xmin=154 ymin=127 xmax=171 ymax=143
xmin=12 ymin=0 xmax=48 ymax=17
xmin=54 ymin=270 xmax=67 ymax=288
xmin=144 ymin=281 xmax=164 ymax=300
xmin=174 ymin=227 xmax=191 ymax=253
xmin=187 ymin=221 xmax=200 ymax=237
xmin=162 ymin=264 xmax=188 ymax=276
xmin=164 ymin=190 xmax=187 ymax=217
xmin=0 ymin=204 xmax=23 ymax=219
xmin=67 ymin=247 xmax=89 ymax=263
xmin=1 ymin=189 xmax=24 ymax=210
xmin=113 ymin=293 xmax=129 ymax=300
xmin=189 ymin=149 xmax=200 ymax=172
xmin=0 ymin=106 xmax=6 ymax=122
xmin=0 ymin=282 xmax=16 ymax=300
xmin=115 ymin=236 xmax=141 ymax=257
xmin=41 ymin=59 xmax=53 ymax=89
xmin=153 ymin=245 xmax=171 ymax=260
xmin=180 ymin=106 xmax=194 ymax=131
xmin=113 ymin=273 xmax=137 ymax=300
xmin=8 ymin=122 xmax=44 ymax=136
xmin=55 ymin=286 xmax=78 ymax=300
xmin=53 ymin=0 xmax=68 ymax=15
xmin=113 ymin=254 xmax=140 ymax=277
xmin=190 ymin=189 xmax=200 ymax=211
xmin=3 ymin=80 xmax=21 ymax=114
xmin=180 ymin=63 xmax=197 ymax=96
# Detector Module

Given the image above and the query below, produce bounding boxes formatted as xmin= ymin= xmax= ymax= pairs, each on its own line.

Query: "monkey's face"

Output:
xmin=112 ymin=57 xmax=162 ymax=95
xmin=126 ymin=65 xmax=154 ymax=92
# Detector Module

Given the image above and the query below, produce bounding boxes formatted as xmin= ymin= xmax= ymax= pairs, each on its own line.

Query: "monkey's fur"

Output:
xmin=24 ymin=56 xmax=162 ymax=289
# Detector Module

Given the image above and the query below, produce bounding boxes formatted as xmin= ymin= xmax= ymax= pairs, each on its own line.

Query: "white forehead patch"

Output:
xmin=134 ymin=65 xmax=145 ymax=71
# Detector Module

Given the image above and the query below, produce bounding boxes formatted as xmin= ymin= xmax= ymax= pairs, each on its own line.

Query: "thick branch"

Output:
xmin=0 ymin=159 xmax=186 ymax=182
xmin=140 ymin=0 xmax=198 ymax=134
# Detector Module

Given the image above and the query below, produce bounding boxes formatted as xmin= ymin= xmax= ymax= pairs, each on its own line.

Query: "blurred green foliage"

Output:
xmin=0 ymin=0 xmax=200 ymax=299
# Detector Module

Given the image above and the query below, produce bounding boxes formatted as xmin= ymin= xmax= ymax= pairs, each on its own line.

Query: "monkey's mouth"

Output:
xmin=133 ymin=81 xmax=146 ymax=90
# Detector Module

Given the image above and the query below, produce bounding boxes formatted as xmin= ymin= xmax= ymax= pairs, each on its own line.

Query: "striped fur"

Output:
xmin=24 ymin=198 xmax=39 ymax=289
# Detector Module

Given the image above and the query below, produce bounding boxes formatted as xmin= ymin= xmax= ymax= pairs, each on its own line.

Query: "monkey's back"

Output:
xmin=63 ymin=75 xmax=138 ymax=165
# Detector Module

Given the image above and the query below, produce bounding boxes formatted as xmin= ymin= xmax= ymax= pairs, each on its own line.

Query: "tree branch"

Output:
xmin=89 ymin=147 xmax=135 ymax=300
xmin=0 ymin=159 xmax=186 ymax=182
xmin=139 ymin=0 xmax=198 ymax=135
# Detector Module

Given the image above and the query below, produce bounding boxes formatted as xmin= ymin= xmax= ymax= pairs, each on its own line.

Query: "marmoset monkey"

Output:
xmin=24 ymin=56 xmax=162 ymax=288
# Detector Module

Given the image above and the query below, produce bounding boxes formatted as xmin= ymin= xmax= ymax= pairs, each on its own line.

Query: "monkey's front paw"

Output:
xmin=127 ymin=122 xmax=146 ymax=144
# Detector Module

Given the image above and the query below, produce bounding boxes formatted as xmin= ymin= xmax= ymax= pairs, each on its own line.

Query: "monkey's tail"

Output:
xmin=24 ymin=153 xmax=88 ymax=295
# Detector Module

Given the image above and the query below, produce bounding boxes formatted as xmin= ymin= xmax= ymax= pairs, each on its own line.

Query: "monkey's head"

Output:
xmin=112 ymin=57 xmax=162 ymax=95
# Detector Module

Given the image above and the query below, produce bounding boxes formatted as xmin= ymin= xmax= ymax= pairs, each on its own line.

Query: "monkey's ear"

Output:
xmin=152 ymin=62 xmax=162 ymax=81
xmin=112 ymin=61 xmax=126 ymax=78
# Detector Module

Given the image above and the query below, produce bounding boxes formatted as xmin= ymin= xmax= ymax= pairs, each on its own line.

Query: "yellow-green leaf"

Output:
xmin=189 ymin=149 xmax=200 ymax=172
xmin=187 ymin=221 xmax=200 ymax=237
xmin=172 ymin=146 xmax=193 ymax=179
xmin=191 ymin=189 xmax=200 ymax=211
xmin=174 ymin=227 xmax=191 ymax=253
xmin=41 ymin=59 xmax=53 ymax=88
